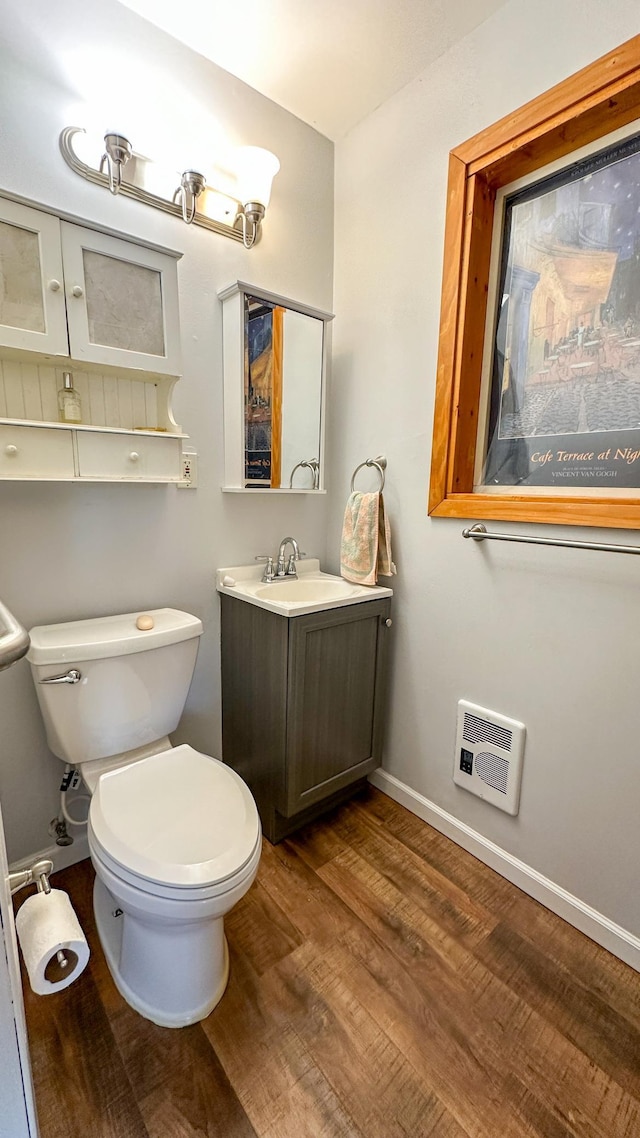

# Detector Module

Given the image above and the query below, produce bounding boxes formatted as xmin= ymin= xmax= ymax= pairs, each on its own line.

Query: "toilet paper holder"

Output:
xmin=9 ymin=857 xmax=54 ymax=897
xmin=10 ymin=859 xmax=71 ymax=972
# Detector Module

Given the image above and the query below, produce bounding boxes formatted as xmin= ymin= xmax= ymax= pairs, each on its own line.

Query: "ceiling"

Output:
xmin=117 ymin=0 xmax=505 ymax=141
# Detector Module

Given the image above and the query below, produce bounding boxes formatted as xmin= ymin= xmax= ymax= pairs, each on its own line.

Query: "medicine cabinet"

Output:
xmin=0 ymin=196 xmax=186 ymax=483
xmin=218 ymin=281 xmax=333 ymax=493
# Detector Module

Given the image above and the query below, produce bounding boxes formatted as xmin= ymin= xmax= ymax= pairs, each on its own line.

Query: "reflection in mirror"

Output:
xmin=219 ymin=281 xmax=333 ymax=492
xmin=244 ymin=294 xmax=324 ymax=488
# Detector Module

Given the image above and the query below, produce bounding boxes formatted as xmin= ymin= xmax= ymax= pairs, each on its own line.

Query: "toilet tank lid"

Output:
xmin=27 ymin=609 xmax=203 ymax=665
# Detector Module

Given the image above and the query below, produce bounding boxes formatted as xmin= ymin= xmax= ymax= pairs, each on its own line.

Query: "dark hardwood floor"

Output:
xmin=18 ymin=787 xmax=640 ymax=1138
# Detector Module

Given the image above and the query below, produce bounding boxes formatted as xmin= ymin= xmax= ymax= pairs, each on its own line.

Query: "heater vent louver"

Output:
xmin=476 ymin=751 xmax=509 ymax=794
xmin=454 ymin=701 xmax=525 ymax=816
xmin=463 ymin=712 xmax=512 ymax=752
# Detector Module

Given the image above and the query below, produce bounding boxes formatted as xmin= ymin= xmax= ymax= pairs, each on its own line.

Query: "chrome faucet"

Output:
xmin=276 ymin=537 xmax=304 ymax=579
xmin=255 ymin=538 xmax=306 ymax=583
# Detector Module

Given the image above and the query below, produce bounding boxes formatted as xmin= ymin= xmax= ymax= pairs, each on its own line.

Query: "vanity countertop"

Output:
xmin=215 ymin=559 xmax=393 ymax=617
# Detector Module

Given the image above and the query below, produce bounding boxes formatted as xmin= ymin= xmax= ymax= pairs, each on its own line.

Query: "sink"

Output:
xmin=255 ymin=579 xmax=356 ymax=603
xmin=216 ymin=558 xmax=393 ymax=617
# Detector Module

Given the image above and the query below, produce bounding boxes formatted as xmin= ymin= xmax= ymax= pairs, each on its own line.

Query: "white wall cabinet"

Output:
xmin=0 ymin=199 xmax=181 ymax=374
xmin=0 ymin=196 xmax=186 ymax=483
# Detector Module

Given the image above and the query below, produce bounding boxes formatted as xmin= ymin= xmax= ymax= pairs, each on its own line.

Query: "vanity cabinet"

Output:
xmin=0 ymin=196 xmax=185 ymax=482
xmin=220 ymin=594 xmax=391 ymax=842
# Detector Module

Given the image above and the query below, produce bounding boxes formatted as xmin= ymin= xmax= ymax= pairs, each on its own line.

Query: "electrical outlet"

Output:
xmin=178 ymin=451 xmax=198 ymax=488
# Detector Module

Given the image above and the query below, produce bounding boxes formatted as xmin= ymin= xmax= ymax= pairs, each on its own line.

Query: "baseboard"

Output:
xmin=9 ymin=833 xmax=89 ymax=878
xmin=369 ymin=768 xmax=640 ymax=973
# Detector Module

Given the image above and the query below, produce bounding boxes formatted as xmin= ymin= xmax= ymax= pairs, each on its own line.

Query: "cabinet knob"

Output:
xmin=48 ymin=279 xmax=61 ymax=292
xmin=383 ymin=617 xmax=393 ymax=627
xmin=5 ymin=445 xmax=18 ymax=457
xmin=71 ymin=285 xmax=84 ymax=298
xmin=129 ymin=451 xmax=140 ymax=462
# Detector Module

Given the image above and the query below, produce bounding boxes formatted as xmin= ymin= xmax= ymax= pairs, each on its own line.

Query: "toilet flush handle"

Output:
xmin=39 ymin=668 xmax=82 ymax=684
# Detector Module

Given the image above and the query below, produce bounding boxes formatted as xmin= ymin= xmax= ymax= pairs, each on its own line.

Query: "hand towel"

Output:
xmin=340 ymin=491 xmax=396 ymax=586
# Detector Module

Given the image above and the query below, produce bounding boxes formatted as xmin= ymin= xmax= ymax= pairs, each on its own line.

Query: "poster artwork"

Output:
xmin=482 ymin=133 xmax=640 ymax=489
xmin=245 ymin=303 xmax=273 ymax=484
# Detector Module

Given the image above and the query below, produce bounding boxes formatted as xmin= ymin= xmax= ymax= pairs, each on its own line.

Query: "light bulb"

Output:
xmin=235 ymin=146 xmax=280 ymax=209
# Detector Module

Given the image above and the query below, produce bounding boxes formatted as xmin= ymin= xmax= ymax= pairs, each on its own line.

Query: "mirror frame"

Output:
xmin=218 ymin=281 xmax=333 ymax=493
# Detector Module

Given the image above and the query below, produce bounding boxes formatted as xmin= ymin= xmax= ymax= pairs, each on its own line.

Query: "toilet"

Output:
xmin=26 ymin=608 xmax=261 ymax=1029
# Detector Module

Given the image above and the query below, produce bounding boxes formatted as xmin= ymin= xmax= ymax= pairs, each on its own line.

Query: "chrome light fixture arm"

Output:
xmin=238 ymin=201 xmax=265 ymax=249
xmin=172 ymin=170 xmax=206 ymax=224
xmin=99 ymin=133 xmax=133 ymax=195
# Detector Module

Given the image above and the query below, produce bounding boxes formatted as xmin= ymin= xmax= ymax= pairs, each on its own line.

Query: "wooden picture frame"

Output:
xmin=429 ymin=34 xmax=640 ymax=530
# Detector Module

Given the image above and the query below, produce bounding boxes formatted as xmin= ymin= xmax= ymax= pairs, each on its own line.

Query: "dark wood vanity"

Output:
xmin=220 ymin=594 xmax=391 ymax=842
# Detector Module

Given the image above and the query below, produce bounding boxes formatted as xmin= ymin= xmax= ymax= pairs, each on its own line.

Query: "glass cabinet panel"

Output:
xmin=0 ymin=221 xmax=45 ymax=333
xmin=0 ymin=199 xmax=68 ymax=355
xmin=82 ymin=250 xmax=165 ymax=356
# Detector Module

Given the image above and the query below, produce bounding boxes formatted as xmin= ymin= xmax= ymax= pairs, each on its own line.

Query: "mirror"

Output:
xmin=219 ymin=282 xmax=333 ymax=492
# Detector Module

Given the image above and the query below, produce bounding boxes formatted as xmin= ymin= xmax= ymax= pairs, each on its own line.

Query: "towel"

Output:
xmin=340 ymin=491 xmax=396 ymax=586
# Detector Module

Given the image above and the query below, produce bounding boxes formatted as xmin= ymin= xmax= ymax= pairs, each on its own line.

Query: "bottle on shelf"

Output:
xmin=57 ymin=372 xmax=82 ymax=424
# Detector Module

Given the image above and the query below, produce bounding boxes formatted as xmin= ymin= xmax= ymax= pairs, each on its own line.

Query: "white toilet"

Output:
xmin=26 ymin=608 xmax=261 ymax=1029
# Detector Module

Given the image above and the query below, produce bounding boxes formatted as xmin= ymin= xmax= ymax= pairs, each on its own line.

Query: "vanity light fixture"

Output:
xmin=173 ymin=170 xmax=206 ymax=224
xmin=234 ymin=146 xmax=281 ymax=249
xmin=60 ymin=127 xmax=280 ymax=247
xmin=99 ymin=132 xmax=133 ymax=195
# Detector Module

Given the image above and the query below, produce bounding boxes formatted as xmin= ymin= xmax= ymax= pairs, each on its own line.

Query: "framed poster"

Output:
xmin=480 ymin=132 xmax=640 ymax=493
xmin=429 ymin=34 xmax=640 ymax=529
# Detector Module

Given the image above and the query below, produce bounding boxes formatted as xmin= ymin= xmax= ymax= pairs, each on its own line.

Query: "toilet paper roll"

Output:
xmin=15 ymin=888 xmax=90 ymax=995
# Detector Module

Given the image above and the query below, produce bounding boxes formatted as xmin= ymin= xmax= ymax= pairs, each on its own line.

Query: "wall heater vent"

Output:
xmin=453 ymin=700 xmax=525 ymax=816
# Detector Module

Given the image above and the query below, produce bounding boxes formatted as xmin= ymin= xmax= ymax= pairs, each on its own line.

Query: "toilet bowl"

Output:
xmin=27 ymin=609 xmax=261 ymax=1028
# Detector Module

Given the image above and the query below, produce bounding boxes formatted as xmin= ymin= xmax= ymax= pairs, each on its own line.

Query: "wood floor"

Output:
xmin=19 ymin=787 xmax=640 ymax=1138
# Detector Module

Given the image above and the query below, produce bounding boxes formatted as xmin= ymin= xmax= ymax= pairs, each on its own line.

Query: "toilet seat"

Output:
xmin=89 ymin=744 xmax=261 ymax=894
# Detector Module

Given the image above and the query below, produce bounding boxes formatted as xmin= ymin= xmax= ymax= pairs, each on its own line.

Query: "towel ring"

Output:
xmin=350 ymin=455 xmax=387 ymax=493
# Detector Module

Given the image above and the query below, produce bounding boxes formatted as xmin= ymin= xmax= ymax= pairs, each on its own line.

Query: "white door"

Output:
xmin=0 ymin=801 xmax=39 ymax=1138
xmin=60 ymin=223 xmax=182 ymax=375
xmin=0 ymin=199 xmax=68 ymax=357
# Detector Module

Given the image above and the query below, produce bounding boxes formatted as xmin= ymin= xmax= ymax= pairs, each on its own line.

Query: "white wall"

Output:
xmin=329 ymin=0 xmax=640 ymax=939
xmin=0 ymin=0 xmax=333 ymax=861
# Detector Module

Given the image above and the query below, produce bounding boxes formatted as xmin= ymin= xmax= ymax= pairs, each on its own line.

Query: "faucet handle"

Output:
xmin=285 ymin=551 xmax=307 ymax=575
xmin=255 ymin=555 xmax=275 ymax=582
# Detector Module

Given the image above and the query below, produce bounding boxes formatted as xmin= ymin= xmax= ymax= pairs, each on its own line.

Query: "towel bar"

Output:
xmin=462 ymin=522 xmax=640 ymax=556
xmin=350 ymin=455 xmax=386 ymax=493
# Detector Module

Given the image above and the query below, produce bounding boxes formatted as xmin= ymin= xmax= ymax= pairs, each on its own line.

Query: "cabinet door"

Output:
xmin=283 ymin=599 xmax=391 ymax=817
xmin=0 ymin=199 xmax=68 ymax=355
xmin=60 ymin=223 xmax=181 ymax=375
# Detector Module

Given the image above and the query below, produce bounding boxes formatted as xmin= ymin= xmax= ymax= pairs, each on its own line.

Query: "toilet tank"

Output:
xmin=27 ymin=609 xmax=203 ymax=767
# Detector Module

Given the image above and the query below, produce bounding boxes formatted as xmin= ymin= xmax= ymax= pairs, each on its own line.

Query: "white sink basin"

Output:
xmin=255 ymin=578 xmax=356 ymax=603
xmin=216 ymin=559 xmax=393 ymax=617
